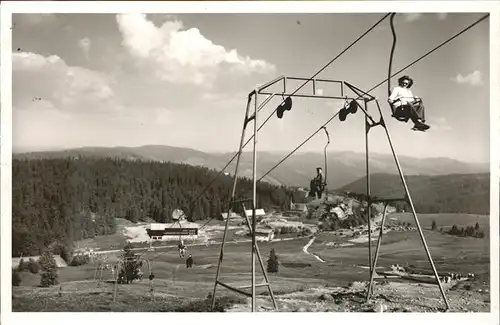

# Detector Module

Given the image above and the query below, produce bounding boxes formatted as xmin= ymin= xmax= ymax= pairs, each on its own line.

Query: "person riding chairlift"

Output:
xmin=309 ymin=167 xmax=326 ymax=199
xmin=178 ymin=239 xmax=186 ymax=258
xmin=388 ymin=75 xmax=430 ymax=131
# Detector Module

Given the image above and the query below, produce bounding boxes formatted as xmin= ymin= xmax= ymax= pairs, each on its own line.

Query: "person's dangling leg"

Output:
xmin=413 ymin=100 xmax=425 ymax=122
xmin=407 ymin=103 xmax=429 ymax=131
xmin=407 ymin=104 xmax=421 ymax=124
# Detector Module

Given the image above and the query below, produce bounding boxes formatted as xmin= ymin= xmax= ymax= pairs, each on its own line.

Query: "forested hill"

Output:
xmin=12 ymin=157 xmax=305 ymax=257
xmin=338 ymin=173 xmax=490 ymax=215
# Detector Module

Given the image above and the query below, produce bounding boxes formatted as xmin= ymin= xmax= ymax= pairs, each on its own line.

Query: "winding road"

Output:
xmin=302 ymin=236 xmax=326 ymax=263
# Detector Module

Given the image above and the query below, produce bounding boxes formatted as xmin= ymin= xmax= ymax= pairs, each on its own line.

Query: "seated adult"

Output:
xmin=309 ymin=167 xmax=326 ymax=199
xmin=388 ymin=75 xmax=430 ymax=131
xmin=178 ymin=240 xmax=186 ymax=258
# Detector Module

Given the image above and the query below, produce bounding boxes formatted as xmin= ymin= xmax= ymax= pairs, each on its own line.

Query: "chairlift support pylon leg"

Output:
xmin=364 ymin=101 xmax=451 ymax=311
xmin=212 ymin=75 xmax=450 ymax=312
xmin=211 ymin=92 xmax=278 ymax=312
xmin=251 ymin=92 xmax=257 ymax=312
xmin=211 ymin=94 xmax=252 ymax=310
xmin=242 ymin=203 xmax=278 ymax=310
xmin=364 ymin=99 xmax=373 ymax=274
xmin=367 ymin=203 xmax=389 ymax=300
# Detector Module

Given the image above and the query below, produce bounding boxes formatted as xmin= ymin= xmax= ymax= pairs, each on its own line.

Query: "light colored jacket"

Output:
xmin=388 ymin=86 xmax=416 ymax=107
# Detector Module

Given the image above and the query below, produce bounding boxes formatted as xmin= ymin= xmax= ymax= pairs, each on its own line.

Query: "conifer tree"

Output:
xmin=267 ymin=248 xmax=279 ymax=274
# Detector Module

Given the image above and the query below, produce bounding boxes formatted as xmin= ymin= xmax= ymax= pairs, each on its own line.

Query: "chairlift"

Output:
xmin=389 ymin=99 xmax=411 ymax=122
xmin=307 ymin=126 xmax=330 ymax=202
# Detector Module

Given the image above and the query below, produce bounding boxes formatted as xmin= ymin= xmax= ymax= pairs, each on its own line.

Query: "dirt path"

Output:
xmin=302 ymin=237 xmax=326 ymax=263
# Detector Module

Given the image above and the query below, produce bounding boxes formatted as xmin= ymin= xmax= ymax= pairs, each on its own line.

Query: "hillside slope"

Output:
xmin=14 ymin=146 xmax=489 ymax=189
xmin=12 ymin=157 xmax=305 ymax=257
xmin=338 ymin=173 xmax=490 ymax=215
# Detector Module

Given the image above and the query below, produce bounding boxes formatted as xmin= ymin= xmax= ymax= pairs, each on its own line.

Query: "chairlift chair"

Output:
xmin=389 ymin=98 xmax=411 ymax=122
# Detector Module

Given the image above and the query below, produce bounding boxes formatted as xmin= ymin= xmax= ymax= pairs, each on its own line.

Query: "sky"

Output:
xmin=11 ymin=12 xmax=491 ymax=163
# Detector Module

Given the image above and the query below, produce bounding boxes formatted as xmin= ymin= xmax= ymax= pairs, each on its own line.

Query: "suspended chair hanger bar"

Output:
xmin=258 ymin=91 xmax=357 ymax=101
xmin=256 ymin=75 xmax=286 ymax=93
xmin=279 ymin=76 xmax=351 ymax=84
xmin=322 ymin=127 xmax=330 ymax=201
xmin=258 ymin=76 xmax=347 ymax=100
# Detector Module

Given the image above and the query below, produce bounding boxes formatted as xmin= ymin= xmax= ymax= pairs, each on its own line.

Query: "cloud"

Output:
xmin=78 ymin=37 xmax=91 ymax=60
xmin=452 ymin=70 xmax=483 ymax=86
xmin=13 ymin=51 xmax=116 ymax=115
xmin=403 ymin=13 xmax=422 ymax=22
xmin=115 ymin=14 xmax=276 ymax=87
xmin=437 ymin=13 xmax=448 ymax=21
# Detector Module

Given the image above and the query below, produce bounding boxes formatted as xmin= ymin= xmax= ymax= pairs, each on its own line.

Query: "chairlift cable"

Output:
xmin=373 ymin=13 xmax=489 ymax=97
xmin=137 ymin=12 xmax=491 ymax=272
xmin=258 ymin=111 xmax=340 ymax=182
xmin=181 ymin=13 xmax=391 ymax=218
xmin=257 ymin=13 xmax=489 ymax=183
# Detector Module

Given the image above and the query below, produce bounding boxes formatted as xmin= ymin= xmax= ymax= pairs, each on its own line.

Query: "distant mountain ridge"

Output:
xmin=14 ymin=145 xmax=489 ymax=189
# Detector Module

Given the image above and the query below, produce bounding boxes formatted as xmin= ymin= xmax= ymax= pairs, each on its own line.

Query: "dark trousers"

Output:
xmin=309 ymin=180 xmax=323 ymax=199
xmin=409 ymin=99 xmax=425 ymax=122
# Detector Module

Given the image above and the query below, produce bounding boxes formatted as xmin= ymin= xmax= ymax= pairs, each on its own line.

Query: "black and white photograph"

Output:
xmin=1 ymin=1 xmax=499 ymax=323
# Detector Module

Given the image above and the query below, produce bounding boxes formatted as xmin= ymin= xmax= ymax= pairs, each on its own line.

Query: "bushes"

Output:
xmin=16 ymin=258 xmax=40 ymax=274
xmin=171 ymin=293 xmax=245 ymax=312
xmin=301 ymin=227 xmax=312 ymax=236
xmin=28 ymin=258 xmax=40 ymax=274
xmin=70 ymin=254 xmax=90 ymax=266
xmin=17 ymin=258 xmax=26 ymax=272
xmin=280 ymin=226 xmax=298 ymax=235
xmin=447 ymin=223 xmax=486 ymax=238
xmin=12 ymin=270 xmax=22 ymax=286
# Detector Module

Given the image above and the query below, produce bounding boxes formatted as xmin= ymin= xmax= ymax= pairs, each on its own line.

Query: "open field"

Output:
xmin=13 ymin=212 xmax=490 ymax=312
xmin=74 ymin=218 xmax=257 ymax=252
xmin=389 ymin=212 xmax=490 ymax=233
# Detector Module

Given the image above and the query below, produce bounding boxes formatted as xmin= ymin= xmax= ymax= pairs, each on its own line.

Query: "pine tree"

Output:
xmin=12 ymin=270 xmax=22 ymax=286
xmin=267 ymin=248 xmax=279 ymax=274
xmin=118 ymin=243 xmax=142 ymax=284
xmin=39 ymin=250 xmax=58 ymax=287
xmin=17 ymin=258 xmax=25 ymax=272
xmin=431 ymin=220 xmax=437 ymax=231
